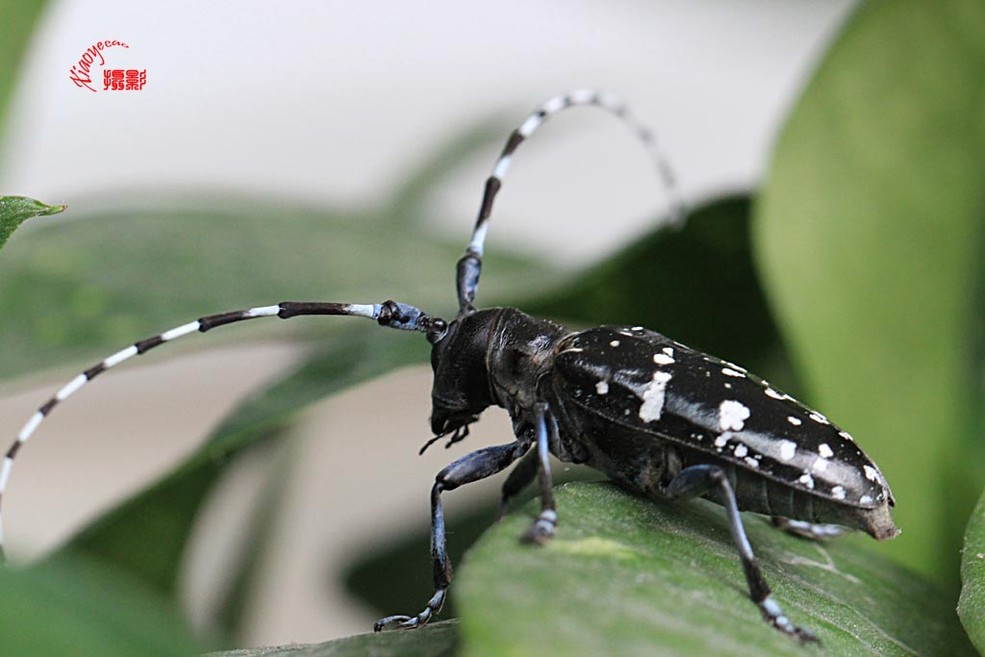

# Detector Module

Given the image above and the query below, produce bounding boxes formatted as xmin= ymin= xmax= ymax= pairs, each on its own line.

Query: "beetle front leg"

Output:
xmin=664 ymin=464 xmax=819 ymax=643
xmin=374 ymin=439 xmax=529 ymax=632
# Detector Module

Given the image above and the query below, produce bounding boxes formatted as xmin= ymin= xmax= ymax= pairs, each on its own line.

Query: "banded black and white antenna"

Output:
xmin=0 ymin=300 xmax=440 ymax=562
xmin=456 ymin=89 xmax=685 ymax=315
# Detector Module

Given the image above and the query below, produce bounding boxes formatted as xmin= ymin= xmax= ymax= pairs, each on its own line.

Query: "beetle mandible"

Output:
xmin=0 ymin=90 xmax=896 ymax=642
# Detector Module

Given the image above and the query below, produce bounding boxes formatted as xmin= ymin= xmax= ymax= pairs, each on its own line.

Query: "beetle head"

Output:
xmin=425 ymin=309 xmax=497 ymax=442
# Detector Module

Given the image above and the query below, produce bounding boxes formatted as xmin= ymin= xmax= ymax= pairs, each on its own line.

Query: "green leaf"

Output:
xmin=531 ymin=195 xmax=797 ymax=391
xmin=204 ymin=620 xmax=458 ymax=657
xmin=0 ymin=198 xmax=552 ymax=379
xmin=0 ymin=1 xmax=50 ymax=155
xmin=0 ymin=556 xmax=203 ymax=656
xmin=0 ymin=195 xmax=65 ymax=250
xmin=959 ymin=487 xmax=985 ymax=652
xmin=56 ymin=328 xmax=426 ymax=594
xmin=457 ymin=482 xmax=976 ymax=657
xmin=754 ymin=0 xmax=985 ymax=581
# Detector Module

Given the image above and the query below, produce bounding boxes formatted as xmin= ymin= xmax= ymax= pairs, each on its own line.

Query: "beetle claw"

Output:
xmin=374 ymin=589 xmax=446 ymax=632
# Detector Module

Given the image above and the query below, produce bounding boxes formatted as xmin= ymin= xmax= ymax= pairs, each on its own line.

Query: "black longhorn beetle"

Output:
xmin=0 ymin=90 xmax=897 ymax=642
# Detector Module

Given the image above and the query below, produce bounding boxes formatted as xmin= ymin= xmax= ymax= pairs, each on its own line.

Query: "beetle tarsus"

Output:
xmin=760 ymin=596 xmax=820 ymax=643
xmin=374 ymin=589 xmax=446 ymax=632
xmin=521 ymin=510 xmax=557 ymax=544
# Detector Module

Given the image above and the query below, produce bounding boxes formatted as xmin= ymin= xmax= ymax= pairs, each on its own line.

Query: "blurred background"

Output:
xmin=0 ymin=0 xmax=860 ymax=649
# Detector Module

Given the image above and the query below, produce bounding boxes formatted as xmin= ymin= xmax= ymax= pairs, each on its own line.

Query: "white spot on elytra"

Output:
xmin=721 ymin=367 xmax=745 ymax=378
xmin=631 ymin=326 xmax=644 ymax=331
xmin=809 ymin=412 xmax=829 ymax=424
xmin=724 ymin=382 xmax=733 ymax=389
xmin=787 ymin=416 xmax=802 ymax=426
xmin=734 ymin=444 xmax=748 ymax=458
xmin=779 ymin=440 xmax=796 ymax=461
xmin=653 ymin=353 xmax=675 ymax=365
xmin=811 ymin=457 xmax=828 ymax=473
xmin=718 ymin=400 xmax=750 ymax=432
xmin=864 ymin=465 xmax=880 ymax=482
xmin=609 ymin=340 xmax=620 ymax=347
xmin=839 ymin=430 xmax=855 ymax=442
xmin=764 ymin=387 xmax=784 ymax=400
xmin=714 ymin=434 xmax=729 ymax=448
xmin=799 ymin=472 xmax=815 ymax=489
xmin=744 ymin=457 xmax=759 ymax=468
xmin=596 ymin=381 xmax=609 ymax=395
xmin=859 ymin=495 xmax=873 ymax=505
xmin=638 ymin=371 xmax=673 ymax=423
xmin=818 ymin=443 xmax=834 ymax=458
xmin=831 ymin=485 xmax=846 ymax=500
xmin=662 ymin=347 xmax=674 ymax=357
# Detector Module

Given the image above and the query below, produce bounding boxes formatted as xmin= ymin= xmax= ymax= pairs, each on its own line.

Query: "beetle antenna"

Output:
xmin=0 ymin=299 xmax=438 ymax=563
xmin=456 ymin=89 xmax=686 ymax=315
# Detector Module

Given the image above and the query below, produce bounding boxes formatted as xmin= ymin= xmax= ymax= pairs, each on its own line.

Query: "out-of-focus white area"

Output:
xmin=3 ymin=0 xmax=855 ymax=260
xmin=0 ymin=0 xmax=856 ymax=648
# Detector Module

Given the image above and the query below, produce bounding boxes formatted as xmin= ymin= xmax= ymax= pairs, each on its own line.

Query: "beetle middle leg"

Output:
xmin=374 ymin=439 xmax=530 ymax=631
xmin=497 ymin=447 xmax=539 ymax=519
xmin=495 ymin=404 xmax=559 ymax=544
xmin=664 ymin=464 xmax=819 ymax=643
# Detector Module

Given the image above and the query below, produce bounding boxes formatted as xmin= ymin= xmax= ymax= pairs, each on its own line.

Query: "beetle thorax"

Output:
xmin=484 ymin=308 xmax=569 ymax=415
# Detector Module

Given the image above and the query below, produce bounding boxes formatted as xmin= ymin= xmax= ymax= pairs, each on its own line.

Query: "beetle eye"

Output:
xmin=426 ymin=318 xmax=448 ymax=344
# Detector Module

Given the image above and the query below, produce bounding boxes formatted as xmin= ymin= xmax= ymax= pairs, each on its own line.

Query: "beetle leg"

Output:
xmin=520 ymin=403 xmax=558 ymax=544
xmin=497 ymin=447 xmax=538 ymax=520
xmin=771 ymin=517 xmax=847 ymax=541
xmin=664 ymin=464 xmax=818 ymax=643
xmin=374 ymin=439 xmax=529 ymax=632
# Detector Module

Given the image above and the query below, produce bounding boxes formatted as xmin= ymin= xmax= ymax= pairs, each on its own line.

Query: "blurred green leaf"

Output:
xmin=754 ymin=0 xmax=985 ymax=581
xmin=384 ymin=118 xmax=505 ymax=226
xmin=0 ymin=195 xmax=64 ymax=249
xmin=204 ymin=620 xmax=458 ymax=657
xmin=531 ymin=195 xmax=797 ymax=391
xmin=0 ymin=556 xmax=203 ymax=656
xmin=959 ymin=488 xmax=985 ymax=652
xmin=0 ymin=197 xmax=553 ymax=379
xmin=56 ymin=328 xmax=426 ymax=595
xmin=457 ymin=482 xmax=975 ymax=657
xmin=0 ymin=1 xmax=49 ymax=154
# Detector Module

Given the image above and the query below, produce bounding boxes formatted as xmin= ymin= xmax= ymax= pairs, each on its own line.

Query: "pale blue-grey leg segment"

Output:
xmin=374 ymin=440 xmax=529 ymax=632
xmin=664 ymin=464 xmax=819 ymax=643
xmin=521 ymin=403 xmax=558 ymax=544
xmin=771 ymin=517 xmax=847 ymax=541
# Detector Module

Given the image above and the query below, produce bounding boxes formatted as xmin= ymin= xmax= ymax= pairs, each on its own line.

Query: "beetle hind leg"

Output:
xmin=771 ymin=517 xmax=847 ymax=541
xmin=664 ymin=464 xmax=819 ymax=643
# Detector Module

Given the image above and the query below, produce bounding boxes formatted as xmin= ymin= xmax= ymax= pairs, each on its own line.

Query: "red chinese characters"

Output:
xmin=102 ymin=69 xmax=146 ymax=91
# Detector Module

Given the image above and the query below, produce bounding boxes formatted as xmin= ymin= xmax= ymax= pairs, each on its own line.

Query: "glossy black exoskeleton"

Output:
xmin=403 ymin=305 xmax=895 ymax=641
